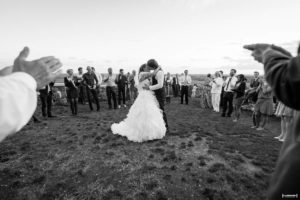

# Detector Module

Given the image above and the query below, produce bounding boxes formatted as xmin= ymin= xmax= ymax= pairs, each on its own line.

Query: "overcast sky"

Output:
xmin=0 ymin=0 xmax=299 ymax=74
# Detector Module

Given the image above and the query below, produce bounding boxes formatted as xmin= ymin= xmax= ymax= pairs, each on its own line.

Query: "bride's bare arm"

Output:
xmin=139 ymin=72 xmax=153 ymax=82
xmin=139 ymin=67 xmax=162 ymax=82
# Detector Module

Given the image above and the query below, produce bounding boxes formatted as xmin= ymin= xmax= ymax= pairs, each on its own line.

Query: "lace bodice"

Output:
xmin=137 ymin=72 xmax=152 ymax=92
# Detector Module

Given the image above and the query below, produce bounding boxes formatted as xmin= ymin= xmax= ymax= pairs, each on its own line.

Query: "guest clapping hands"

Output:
xmin=0 ymin=47 xmax=62 ymax=141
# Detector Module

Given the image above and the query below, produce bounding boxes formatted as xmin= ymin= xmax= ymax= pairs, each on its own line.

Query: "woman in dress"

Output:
xmin=64 ymin=69 xmax=79 ymax=115
xmin=111 ymin=64 xmax=166 ymax=142
xmin=203 ymin=74 xmax=213 ymax=109
xmin=274 ymin=102 xmax=294 ymax=142
xmin=253 ymin=80 xmax=273 ymax=131
xmin=232 ymin=74 xmax=246 ymax=122
xmin=191 ymin=84 xmax=197 ymax=98
xmin=210 ymin=71 xmax=223 ymax=112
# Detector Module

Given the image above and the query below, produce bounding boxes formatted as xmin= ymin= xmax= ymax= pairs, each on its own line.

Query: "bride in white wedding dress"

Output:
xmin=111 ymin=64 xmax=166 ymax=142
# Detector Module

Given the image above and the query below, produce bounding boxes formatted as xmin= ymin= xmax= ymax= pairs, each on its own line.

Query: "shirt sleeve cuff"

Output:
xmin=11 ymin=72 xmax=37 ymax=90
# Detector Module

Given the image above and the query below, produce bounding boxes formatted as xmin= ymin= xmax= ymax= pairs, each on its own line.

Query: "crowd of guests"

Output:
xmin=48 ymin=64 xmax=295 ymax=141
xmin=57 ymin=67 xmax=194 ymax=117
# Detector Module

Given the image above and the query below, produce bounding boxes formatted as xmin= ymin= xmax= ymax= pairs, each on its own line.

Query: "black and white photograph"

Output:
xmin=0 ymin=0 xmax=300 ymax=199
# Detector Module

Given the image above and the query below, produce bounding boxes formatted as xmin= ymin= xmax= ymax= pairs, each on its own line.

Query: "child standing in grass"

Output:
xmin=192 ymin=84 xmax=197 ymax=98
xmin=252 ymin=80 xmax=273 ymax=131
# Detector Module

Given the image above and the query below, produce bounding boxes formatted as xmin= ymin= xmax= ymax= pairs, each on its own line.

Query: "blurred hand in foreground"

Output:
xmin=243 ymin=43 xmax=292 ymax=63
xmin=13 ymin=47 xmax=62 ymax=89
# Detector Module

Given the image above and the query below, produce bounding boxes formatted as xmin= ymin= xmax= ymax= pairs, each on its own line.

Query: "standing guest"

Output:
xmin=172 ymin=74 xmax=180 ymax=97
xmin=83 ymin=66 xmax=100 ymax=111
xmin=232 ymin=74 xmax=246 ymax=122
xmin=129 ymin=70 xmax=138 ymax=104
xmin=180 ymin=70 xmax=192 ymax=105
xmin=244 ymin=43 xmax=300 ymax=199
xmin=39 ymin=82 xmax=56 ymax=119
xmin=103 ymin=67 xmax=117 ymax=109
xmin=211 ymin=71 xmax=223 ymax=112
xmin=64 ymin=69 xmax=79 ymax=115
xmin=191 ymin=84 xmax=197 ymax=98
xmin=253 ymin=80 xmax=273 ymax=130
xmin=52 ymin=87 xmax=62 ymax=105
xmin=126 ymin=72 xmax=131 ymax=101
xmin=274 ymin=102 xmax=294 ymax=142
xmin=221 ymin=69 xmax=237 ymax=117
xmin=244 ymin=71 xmax=262 ymax=104
xmin=0 ymin=47 xmax=62 ymax=141
xmin=77 ymin=67 xmax=86 ymax=105
xmin=165 ymin=72 xmax=172 ymax=103
xmin=116 ymin=69 xmax=128 ymax=108
xmin=219 ymin=70 xmax=225 ymax=107
xmin=91 ymin=67 xmax=102 ymax=96
xmin=203 ymin=74 xmax=213 ymax=109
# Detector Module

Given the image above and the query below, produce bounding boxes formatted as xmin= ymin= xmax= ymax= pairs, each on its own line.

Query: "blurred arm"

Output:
xmin=263 ymin=49 xmax=299 ymax=109
xmin=0 ymin=72 xmax=37 ymax=141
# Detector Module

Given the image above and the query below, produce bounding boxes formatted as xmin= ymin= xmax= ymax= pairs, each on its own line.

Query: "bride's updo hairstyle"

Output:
xmin=138 ymin=64 xmax=147 ymax=74
xmin=147 ymin=59 xmax=159 ymax=69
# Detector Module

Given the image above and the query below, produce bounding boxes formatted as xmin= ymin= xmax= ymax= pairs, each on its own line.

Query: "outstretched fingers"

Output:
xmin=49 ymin=60 xmax=63 ymax=73
xmin=40 ymin=56 xmax=55 ymax=63
xmin=17 ymin=47 xmax=30 ymax=60
xmin=243 ymin=44 xmax=256 ymax=51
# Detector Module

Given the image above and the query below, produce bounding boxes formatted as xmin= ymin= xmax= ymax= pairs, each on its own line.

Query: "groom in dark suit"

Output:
xmin=143 ymin=59 xmax=169 ymax=132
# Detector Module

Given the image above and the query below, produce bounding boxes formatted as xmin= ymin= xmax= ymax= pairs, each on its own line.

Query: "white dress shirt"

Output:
xmin=224 ymin=76 xmax=238 ymax=92
xmin=105 ymin=74 xmax=117 ymax=87
xmin=180 ymin=74 xmax=192 ymax=86
xmin=0 ymin=72 xmax=37 ymax=142
xmin=94 ymin=72 xmax=102 ymax=85
xmin=211 ymin=77 xmax=224 ymax=94
xmin=149 ymin=70 xmax=164 ymax=91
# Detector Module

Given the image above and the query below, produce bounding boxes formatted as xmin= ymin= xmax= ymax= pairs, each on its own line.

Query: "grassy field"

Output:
xmin=0 ymin=98 xmax=281 ymax=200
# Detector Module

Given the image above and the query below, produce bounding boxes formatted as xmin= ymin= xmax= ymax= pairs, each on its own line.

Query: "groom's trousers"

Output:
xmin=157 ymin=98 xmax=168 ymax=130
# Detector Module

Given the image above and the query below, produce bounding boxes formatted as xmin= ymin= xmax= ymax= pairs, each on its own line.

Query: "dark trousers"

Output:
xmin=86 ymin=87 xmax=100 ymax=111
xmin=172 ymin=85 xmax=179 ymax=97
xmin=220 ymin=87 xmax=225 ymax=107
xmin=40 ymin=94 xmax=52 ymax=117
xmin=68 ymin=98 xmax=78 ymax=114
xmin=157 ymin=98 xmax=169 ymax=130
xmin=181 ymin=86 xmax=189 ymax=104
xmin=78 ymin=84 xmax=86 ymax=104
xmin=106 ymin=86 xmax=117 ymax=109
xmin=118 ymin=86 xmax=126 ymax=105
xmin=222 ymin=92 xmax=234 ymax=116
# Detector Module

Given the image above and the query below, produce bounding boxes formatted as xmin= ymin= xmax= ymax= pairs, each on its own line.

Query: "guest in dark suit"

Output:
xmin=172 ymin=74 xmax=180 ymax=97
xmin=64 ymin=69 xmax=79 ymax=115
xmin=116 ymin=69 xmax=128 ymax=108
xmin=77 ymin=67 xmax=86 ymax=105
xmin=83 ymin=66 xmax=100 ymax=111
xmin=244 ymin=43 xmax=300 ymax=199
xmin=39 ymin=82 xmax=55 ymax=118
xmin=232 ymin=74 xmax=246 ymax=122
